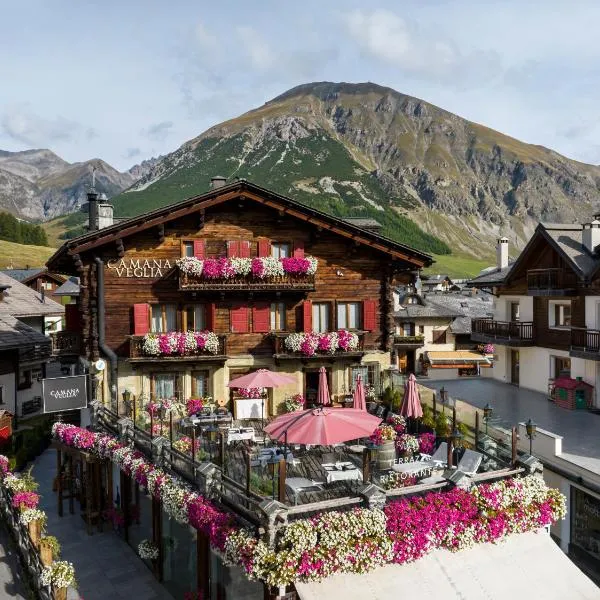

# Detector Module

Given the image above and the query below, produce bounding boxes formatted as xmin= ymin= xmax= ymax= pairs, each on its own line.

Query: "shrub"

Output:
xmin=435 ymin=412 xmax=451 ymax=438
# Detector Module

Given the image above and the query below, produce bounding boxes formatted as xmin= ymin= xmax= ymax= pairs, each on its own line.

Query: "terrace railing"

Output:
xmin=393 ymin=334 xmax=425 ymax=346
xmin=272 ymin=332 xmax=366 ymax=359
xmin=128 ymin=334 xmax=228 ymax=361
xmin=179 ymin=272 xmax=315 ymax=292
xmin=527 ymin=268 xmax=578 ymax=295
xmin=50 ymin=331 xmax=81 ymax=356
xmin=570 ymin=327 xmax=600 ymax=359
xmin=472 ymin=319 xmax=534 ymax=345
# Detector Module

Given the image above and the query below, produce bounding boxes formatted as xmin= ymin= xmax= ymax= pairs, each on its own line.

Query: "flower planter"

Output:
xmin=53 ymin=586 xmax=67 ymax=600
xmin=40 ymin=543 xmax=53 ymax=567
xmin=28 ymin=519 xmax=42 ymax=548
xmin=377 ymin=440 xmax=396 ymax=471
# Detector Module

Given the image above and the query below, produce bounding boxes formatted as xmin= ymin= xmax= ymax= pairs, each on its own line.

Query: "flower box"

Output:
xmin=281 ymin=331 xmax=361 ymax=356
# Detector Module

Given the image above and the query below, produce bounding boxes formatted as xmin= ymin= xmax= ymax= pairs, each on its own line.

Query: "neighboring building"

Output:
xmin=421 ymin=274 xmax=453 ymax=293
xmin=392 ymin=288 xmax=495 ymax=379
xmin=471 ymin=224 xmax=600 ymax=405
xmin=0 ymin=274 xmax=64 ymax=419
xmin=1 ymin=267 xmax=67 ymax=298
xmin=46 ymin=179 xmax=432 ymax=412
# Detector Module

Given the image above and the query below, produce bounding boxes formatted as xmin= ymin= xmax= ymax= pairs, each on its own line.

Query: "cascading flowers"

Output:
xmin=12 ymin=491 xmax=40 ymax=510
xmin=142 ymin=331 xmax=220 ymax=356
xmin=40 ymin=561 xmax=76 ymax=589
xmin=284 ymin=331 xmax=359 ymax=356
xmin=395 ymin=433 xmax=419 ymax=454
xmin=369 ymin=424 xmax=397 ymax=445
xmin=138 ymin=539 xmax=159 ymax=561
xmin=19 ymin=508 xmax=47 ymax=527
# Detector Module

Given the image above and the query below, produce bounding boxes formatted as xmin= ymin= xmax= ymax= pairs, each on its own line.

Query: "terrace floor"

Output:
xmin=427 ymin=378 xmax=600 ymax=476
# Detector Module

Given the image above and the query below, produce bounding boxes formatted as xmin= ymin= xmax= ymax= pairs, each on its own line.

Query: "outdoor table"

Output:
xmin=285 ymin=477 xmax=325 ymax=505
xmin=346 ymin=444 xmax=367 ymax=454
xmin=256 ymin=447 xmax=293 ymax=467
xmin=225 ymin=427 xmax=255 ymax=444
xmin=322 ymin=462 xmax=362 ymax=483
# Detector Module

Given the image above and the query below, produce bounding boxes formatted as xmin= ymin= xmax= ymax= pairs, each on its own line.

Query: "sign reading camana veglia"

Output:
xmin=107 ymin=258 xmax=172 ymax=278
xmin=42 ymin=375 xmax=88 ymax=413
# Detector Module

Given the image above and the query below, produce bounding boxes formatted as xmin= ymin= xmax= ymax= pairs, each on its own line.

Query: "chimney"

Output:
xmin=583 ymin=219 xmax=600 ymax=254
xmin=210 ymin=176 xmax=227 ymax=189
xmin=87 ymin=189 xmax=99 ymax=231
xmin=496 ymin=237 xmax=509 ymax=270
xmin=97 ymin=193 xmax=114 ymax=229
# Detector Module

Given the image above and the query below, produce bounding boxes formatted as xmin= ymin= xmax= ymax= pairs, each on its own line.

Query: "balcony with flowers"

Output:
xmin=273 ymin=330 xmax=365 ymax=360
xmin=176 ymin=256 xmax=317 ymax=291
xmin=128 ymin=331 xmax=228 ymax=362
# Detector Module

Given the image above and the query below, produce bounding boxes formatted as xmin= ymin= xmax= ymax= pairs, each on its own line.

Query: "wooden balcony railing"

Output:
xmin=527 ymin=268 xmax=578 ymax=295
xmin=178 ymin=272 xmax=315 ymax=292
xmin=272 ymin=332 xmax=366 ymax=359
xmin=393 ymin=334 xmax=425 ymax=345
xmin=129 ymin=334 xmax=228 ymax=361
xmin=571 ymin=327 xmax=600 ymax=358
xmin=50 ymin=331 xmax=81 ymax=355
xmin=472 ymin=319 xmax=534 ymax=345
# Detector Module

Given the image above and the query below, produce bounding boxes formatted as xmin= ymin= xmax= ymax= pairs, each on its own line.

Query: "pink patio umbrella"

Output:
xmin=317 ymin=366 xmax=331 ymax=406
xmin=400 ymin=374 xmax=424 ymax=429
xmin=264 ymin=407 xmax=381 ymax=446
xmin=353 ymin=374 xmax=367 ymax=411
xmin=226 ymin=369 xmax=296 ymax=389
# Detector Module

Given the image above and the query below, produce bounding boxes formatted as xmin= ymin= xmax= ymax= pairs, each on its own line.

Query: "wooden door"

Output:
xmin=510 ymin=350 xmax=520 ymax=385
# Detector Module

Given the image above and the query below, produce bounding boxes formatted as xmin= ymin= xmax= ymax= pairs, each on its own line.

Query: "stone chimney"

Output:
xmin=496 ymin=237 xmax=509 ymax=270
xmin=97 ymin=193 xmax=114 ymax=229
xmin=210 ymin=176 xmax=227 ymax=189
xmin=583 ymin=219 xmax=600 ymax=254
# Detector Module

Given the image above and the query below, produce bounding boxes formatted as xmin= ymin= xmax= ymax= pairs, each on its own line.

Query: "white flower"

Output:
xmin=230 ymin=258 xmax=252 ymax=276
xmin=176 ymin=257 xmax=204 ymax=277
xmin=142 ymin=334 xmax=160 ymax=356
xmin=40 ymin=561 xmax=76 ymax=588
xmin=138 ymin=539 xmax=159 ymax=560
xmin=20 ymin=508 xmax=46 ymax=526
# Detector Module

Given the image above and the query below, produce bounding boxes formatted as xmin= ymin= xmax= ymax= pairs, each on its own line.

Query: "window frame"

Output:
xmin=270 ymin=302 xmax=286 ymax=331
xmin=431 ymin=328 xmax=447 ymax=345
xmin=336 ymin=301 xmax=362 ymax=330
xmin=509 ymin=301 xmax=520 ymax=322
xmin=312 ymin=302 xmax=331 ymax=333
xmin=150 ymin=303 xmax=178 ymax=333
xmin=271 ymin=241 xmax=292 ymax=259
xmin=192 ymin=370 xmax=210 ymax=398
xmin=549 ymin=300 xmax=571 ymax=329
xmin=150 ymin=372 xmax=183 ymax=401
xmin=181 ymin=240 xmax=195 ymax=258
xmin=553 ymin=356 xmax=571 ymax=379
xmin=183 ymin=304 xmax=207 ymax=331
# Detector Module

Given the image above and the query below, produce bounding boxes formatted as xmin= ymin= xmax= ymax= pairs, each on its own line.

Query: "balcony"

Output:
xmin=471 ymin=319 xmax=534 ymax=346
xmin=570 ymin=327 xmax=600 ymax=360
xmin=128 ymin=334 xmax=228 ymax=363
xmin=272 ymin=331 xmax=366 ymax=361
xmin=527 ymin=268 xmax=578 ymax=296
xmin=393 ymin=334 xmax=425 ymax=348
xmin=50 ymin=331 xmax=81 ymax=356
xmin=178 ymin=272 xmax=315 ymax=292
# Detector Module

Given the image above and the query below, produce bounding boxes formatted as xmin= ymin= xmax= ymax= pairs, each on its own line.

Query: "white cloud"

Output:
xmin=142 ymin=121 xmax=174 ymax=142
xmin=236 ymin=26 xmax=275 ymax=70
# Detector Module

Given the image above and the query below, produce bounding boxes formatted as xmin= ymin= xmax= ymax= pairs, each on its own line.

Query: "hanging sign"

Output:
xmin=42 ymin=375 xmax=88 ymax=413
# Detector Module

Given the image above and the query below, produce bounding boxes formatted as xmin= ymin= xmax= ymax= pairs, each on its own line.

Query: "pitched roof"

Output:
xmin=540 ymin=223 xmax=597 ymax=277
xmin=0 ymin=314 xmax=51 ymax=351
xmin=47 ymin=180 xmax=433 ymax=271
xmin=468 ymin=263 xmax=514 ymax=286
xmin=1 ymin=268 xmax=45 ymax=282
xmin=53 ymin=277 xmax=80 ymax=297
xmin=422 ymin=274 xmax=451 ymax=282
xmin=342 ymin=217 xmax=382 ymax=229
xmin=0 ymin=272 xmax=64 ymax=318
xmin=426 ymin=293 xmax=495 ymax=334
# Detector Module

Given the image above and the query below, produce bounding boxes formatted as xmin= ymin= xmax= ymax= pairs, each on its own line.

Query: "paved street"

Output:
xmin=426 ymin=378 xmax=600 ymax=474
xmin=0 ymin=520 xmax=32 ymax=599
xmin=32 ymin=449 xmax=173 ymax=600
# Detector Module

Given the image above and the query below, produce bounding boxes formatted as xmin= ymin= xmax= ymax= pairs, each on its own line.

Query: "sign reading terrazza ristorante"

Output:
xmin=107 ymin=258 xmax=172 ymax=278
xmin=42 ymin=375 xmax=88 ymax=413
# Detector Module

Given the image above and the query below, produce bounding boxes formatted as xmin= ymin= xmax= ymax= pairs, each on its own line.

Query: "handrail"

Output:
xmin=472 ymin=319 xmax=534 ymax=341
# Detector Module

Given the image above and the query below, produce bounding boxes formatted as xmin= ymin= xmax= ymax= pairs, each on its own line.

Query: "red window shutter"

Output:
xmin=303 ymin=300 xmax=312 ymax=333
xmin=230 ymin=306 xmax=249 ymax=333
xmin=207 ymin=303 xmax=216 ymax=331
xmin=227 ymin=241 xmax=240 ymax=258
xmin=193 ymin=240 xmax=205 ymax=258
xmin=239 ymin=240 xmax=251 ymax=258
xmin=363 ymin=300 xmax=376 ymax=332
xmin=252 ymin=303 xmax=270 ymax=333
xmin=64 ymin=304 xmax=80 ymax=332
xmin=133 ymin=303 xmax=150 ymax=335
xmin=293 ymin=241 xmax=305 ymax=258
xmin=257 ymin=240 xmax=271 ymax=257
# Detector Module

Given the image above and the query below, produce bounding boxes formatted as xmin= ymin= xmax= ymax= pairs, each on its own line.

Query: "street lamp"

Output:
xmin=448 ymin=427 xmax=463 ymax=467
xmin=525 ymin=418 xmax=537 ymax=455
xmin=440 ymin=387 xmax=448 ymax=413
xmin=267 ymin=455 xmax=280 ymax=499
xmin=483 ymin=403 xmax=493 ymax=435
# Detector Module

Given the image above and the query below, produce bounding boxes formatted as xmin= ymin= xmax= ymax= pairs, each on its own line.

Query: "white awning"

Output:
xmin=295 ymin=532 xmax=598 ymax=600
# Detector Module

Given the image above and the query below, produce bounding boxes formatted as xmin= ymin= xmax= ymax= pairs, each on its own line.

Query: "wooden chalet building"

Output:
xmin=471 ymin=222 xmax=600 ymax=405
xmin=46 ymin=178 xmax=432 ymax=413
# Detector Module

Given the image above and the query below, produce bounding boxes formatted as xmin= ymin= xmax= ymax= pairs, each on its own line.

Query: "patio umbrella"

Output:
xmin=317 ymin=366 xmax=331 ymax=406
xmin=226 ymin=369 xmax=295 ymax=389
xmin=400 ymin=373 xmax=423 ymax=420
xmin=353 ymin=374 xmax=367 ymax=411
xmin=264 ymin=407 xmax=381 ymax=445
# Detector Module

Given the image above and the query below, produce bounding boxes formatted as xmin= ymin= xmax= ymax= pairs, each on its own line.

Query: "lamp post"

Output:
xmin=267 ymin=455 xmax=280 ymax=500
xmin=205 ymin=424 xmax=219 ymax=463
xmin=525 ymin=418 xmax=537 ymax=455
xmin=483 ymin=403 xmax=493 ymax=435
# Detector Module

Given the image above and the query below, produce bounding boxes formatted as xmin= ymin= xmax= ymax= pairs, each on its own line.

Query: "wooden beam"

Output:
xmin=157 ymin=223 xmax=165 ymax=243
xmin=116 ymin=239 xmax=125 ymax=258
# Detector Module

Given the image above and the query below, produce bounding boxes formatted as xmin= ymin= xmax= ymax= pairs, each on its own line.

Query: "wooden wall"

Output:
xmin=78 ymin=202 xmax=414 ymax=359
xmin=533 ymin=296 xmax=585 ymax=351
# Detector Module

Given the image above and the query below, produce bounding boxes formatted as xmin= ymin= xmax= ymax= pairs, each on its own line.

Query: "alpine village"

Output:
xmin=2 ymin=15 xmax=600 ymax=600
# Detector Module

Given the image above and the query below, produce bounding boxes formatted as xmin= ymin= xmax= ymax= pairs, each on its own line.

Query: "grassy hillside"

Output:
xmin=425 ymin=253 xmax=489 ymax=279
xmin=0 ymin=240 xmax=55 ymax=268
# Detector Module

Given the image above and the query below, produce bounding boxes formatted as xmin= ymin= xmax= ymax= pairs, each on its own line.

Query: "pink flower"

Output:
xmin=186 ymin=398 xmax=204 ymax=416
xmin=418 ymin=433 xmax=436 ymax=455
xmin=251 ymin=258 xmax=265 ymax=278
xmin=12 ymin=491 xmax=39 ymax=510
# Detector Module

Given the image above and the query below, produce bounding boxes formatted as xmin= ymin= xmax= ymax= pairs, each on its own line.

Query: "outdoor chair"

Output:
xmin=419 ymin=448 xmax=484 ymax=485
xmin=391 ymin=442 xmax=448 ymax=475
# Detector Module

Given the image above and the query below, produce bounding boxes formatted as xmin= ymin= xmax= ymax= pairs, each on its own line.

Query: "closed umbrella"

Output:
xmin=400 ymin=374 xmax=423 ymax=433
xmin=317 ymin=366 xmax=331 ymax=406
xmin=353 ymin=374 xmax=367 ymax=411
xmin=264 ymin=407 xmax=381 ymax=445
xmin=226 ymin=369 xmax=295 ymax=389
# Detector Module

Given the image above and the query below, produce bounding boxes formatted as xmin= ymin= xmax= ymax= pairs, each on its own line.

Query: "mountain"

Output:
xmin=61 ymin=82 xmax=600 ymax=258
xmin=0 ymin=149 xmax=136 ymax=220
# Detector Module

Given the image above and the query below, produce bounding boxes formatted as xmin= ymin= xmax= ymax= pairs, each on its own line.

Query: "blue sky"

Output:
xmin=1 ymin=0 xmax=599 ymax=171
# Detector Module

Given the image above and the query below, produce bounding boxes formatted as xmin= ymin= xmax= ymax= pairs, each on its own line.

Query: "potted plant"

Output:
xmin=369 ymin=424 xmax=397 ymax=470
xmin=11 ymin=491 xmax=40 ymax=512
xmin=395 ymin=433 xmax=419 ymax=460
xmin=138 ymin=538 xmax=159 ymax=561
xmin=40 ymin=560 xmax=76 ymax=600
xmin=39 ymin=535 xmax=61 ymax=567
xmin=19 ymin=508 xmax=46 ymax=548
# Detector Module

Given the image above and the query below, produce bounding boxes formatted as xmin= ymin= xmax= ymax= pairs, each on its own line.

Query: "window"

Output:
xmin=312 ymin=303 xmax=330 ymax=333
xmin=182 ymin=241 xmax=194 ymax=257
xmin=271 ymin=242 xmax=291 ymax=259
xmin=553 ymin=357 xmax=571 ymax=378
xmin=184 ymin=305 xmax=206 ymax=331
xmin=418 ymin=325 xmax=425 ymax=335
xmin=509 ymin=302 xmax=520 ymax=321
xmin=550 ymin=302 xmax=571 ymax=328
xmin=350 ymin=363 xmax=380 ymax=393
xmin=151 ymin=304 xmax=177 ymax=332
xmin=151 ymin=373 xmax=181 ymax=400
xmin=337 ymin=302 xmax=361 ymax=330
xmin=401 ymin=323 xmax=414 ymax=336
xmin=432 ymin=329 xmax=447 ymax=344
xmin=193 ymin=371 xmax=209 ymax=398
xmin=18 ymin=370 xmax=32 ymax=390
xmin=42 ymin=281 xmax=53 ymax=291
xmin=407 ymin=296 xmax=418 ymax=305
xmin=270 ymin=302 xmax=286 ymax=331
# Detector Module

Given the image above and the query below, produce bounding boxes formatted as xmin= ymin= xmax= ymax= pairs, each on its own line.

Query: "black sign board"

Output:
xmin=42 ymin=375 xmax=88 ymax=414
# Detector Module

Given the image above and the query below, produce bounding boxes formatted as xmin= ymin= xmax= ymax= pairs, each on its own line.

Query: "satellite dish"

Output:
xmin=94 ymin=359 xmax=106 ymax=372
